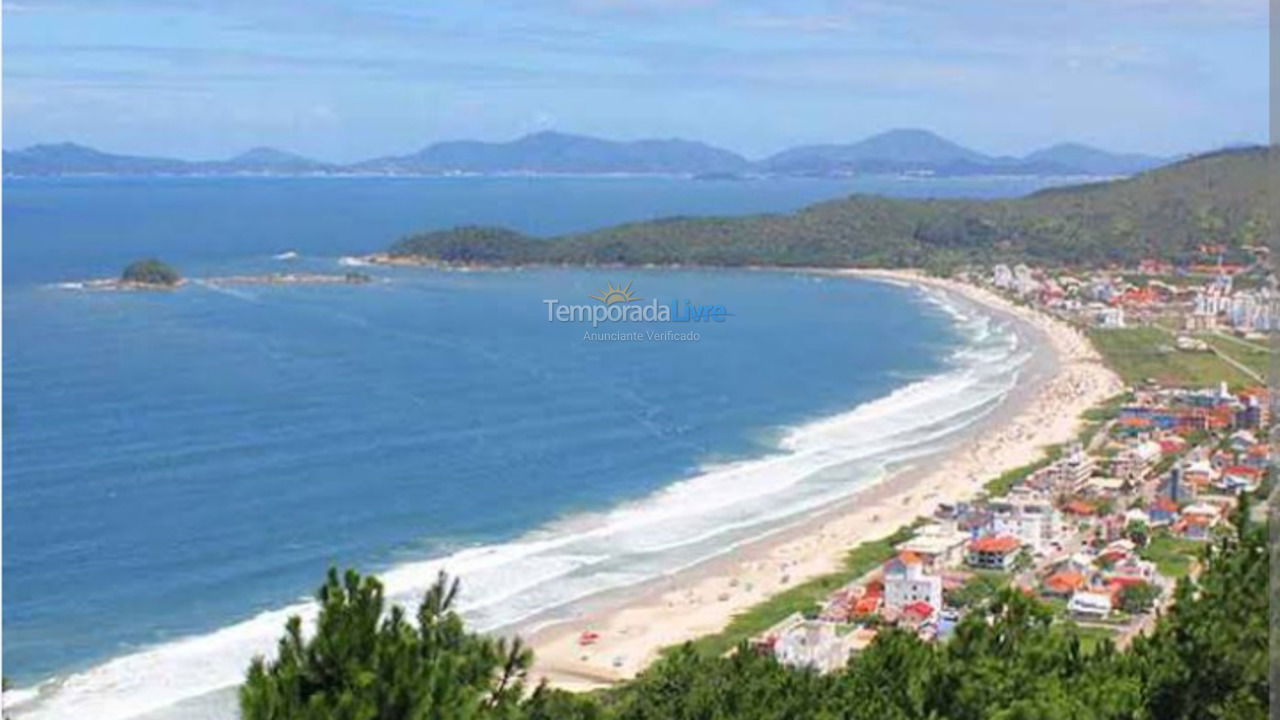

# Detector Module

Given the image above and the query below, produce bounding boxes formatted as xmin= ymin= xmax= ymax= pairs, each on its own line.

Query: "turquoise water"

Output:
xmin=3 ymin=175 xmax=1035 ymax=719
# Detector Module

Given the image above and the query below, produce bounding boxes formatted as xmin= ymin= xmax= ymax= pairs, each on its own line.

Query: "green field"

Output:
xmin=1140 ymin=532 xmax=1202 ymax=579
xmin=983 ymin=449 xmax=1059 ymax=497
xmin=1198 ymin=333 xmax=1271 ymax=380
xmin=1088 ymin=327 xmax=1255 ymax=388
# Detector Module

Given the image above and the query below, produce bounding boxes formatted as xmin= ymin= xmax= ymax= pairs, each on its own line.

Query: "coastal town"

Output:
xmin=990 ymin=247 xmax=1272 ymax=384
xmin=4 ymin=0 xmax=1271 ymax=714
xmin=746 ymin=257 xmax=1273 ymax=674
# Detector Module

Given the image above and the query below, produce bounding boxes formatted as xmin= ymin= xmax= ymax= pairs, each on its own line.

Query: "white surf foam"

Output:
xmin=188 ymin=280 xmax=259 ymax=303
xmin=7 ymin=283 xmax=1031 ymax=720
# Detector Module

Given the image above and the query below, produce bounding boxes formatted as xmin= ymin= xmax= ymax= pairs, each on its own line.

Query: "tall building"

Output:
xmin=882 ymin=551 xmax=943 ymax=613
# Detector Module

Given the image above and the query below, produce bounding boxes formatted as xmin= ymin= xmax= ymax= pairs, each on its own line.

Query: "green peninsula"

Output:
xmin=384 ymin=147 xmax=1272 ymax=272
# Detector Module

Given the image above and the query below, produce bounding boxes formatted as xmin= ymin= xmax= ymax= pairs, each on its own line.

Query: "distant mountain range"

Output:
xmin=3 ymin=129 xmax=1173 ymax=178
xmin=2 ymin=143 xmax=339 ymax=176
xmin=350 ymin=131 xmax=751 ymax=175
xmin=760 ymin=130 xmax=1168 ymax=176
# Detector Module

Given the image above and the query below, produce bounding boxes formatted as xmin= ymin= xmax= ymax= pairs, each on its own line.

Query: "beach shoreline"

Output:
xmin=3 ymin=267 xmax=1124 ymax=719
xmin=522 ymin=268 xmax=1124 ymax=689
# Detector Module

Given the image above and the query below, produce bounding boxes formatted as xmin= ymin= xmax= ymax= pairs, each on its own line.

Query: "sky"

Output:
xmin=2 ymin=0 xmax=1269 ymax=162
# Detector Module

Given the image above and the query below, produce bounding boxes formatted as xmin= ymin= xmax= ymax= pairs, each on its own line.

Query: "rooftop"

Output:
xmin=969 ymin=535 xmax=1021 ymax=554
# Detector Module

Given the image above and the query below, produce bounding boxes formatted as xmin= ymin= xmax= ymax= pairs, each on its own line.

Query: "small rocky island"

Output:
xmin=120 ymin=258 xmax=183 ymax=288
xmin=57 ymin=260 xmax=374 ymax=292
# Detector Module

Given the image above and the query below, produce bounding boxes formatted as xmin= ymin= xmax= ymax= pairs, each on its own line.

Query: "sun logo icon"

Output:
xmin=590 ymin=281 xmax=641 ymax=305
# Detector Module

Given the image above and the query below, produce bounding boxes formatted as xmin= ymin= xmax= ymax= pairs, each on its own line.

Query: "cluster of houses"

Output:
xmin=987 ymin=259 xmax=1275 ymax=337
xmin=753 ymin=381 xmax=1271 ymax=674
xmin=1116 ymin=383 xmax=1268 ymax=433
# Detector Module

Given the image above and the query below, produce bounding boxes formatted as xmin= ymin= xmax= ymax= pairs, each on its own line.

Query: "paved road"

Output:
xmin=1208 ymin=331 xmax=1271 ymax=354
xmin=1206 ymin=343 xmax=1265 ymax=384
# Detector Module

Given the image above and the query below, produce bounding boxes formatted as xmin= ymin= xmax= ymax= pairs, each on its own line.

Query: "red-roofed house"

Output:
xmin=966 ymin=535 xmax=1022 ymax=571
xmin=1207 ymin=408 xmax=1234 ymax=430
xmin=853 ymin=594 xmax=882 ymax=617
xmin=1117 ymin=416 xmax=1154 ymax=433
xmin=1175 ymin=513 xmax=1216 ymax=541
xmin=1149 ymin=497 xmax=1180 ymax=526
xmin=1115 ymin=287 xmax=1159 ymax=306
xmin=901 ymin=601 xmax=934 ymax=623
xmin=1098 ymin=547 xmax=1130 ymax=567
xmin=1238 ymin=386 xmax=1270 ymax=402
xmin=1063 ymin=500 xmax=1097 ymax=517
xmin=1220 ymin=465 xmax=1263 ymax=493
xmin=1042 ymin=570 xmax=1088 ymax=597
xmin=1104 ymin=577 xmax=1149 ymax=599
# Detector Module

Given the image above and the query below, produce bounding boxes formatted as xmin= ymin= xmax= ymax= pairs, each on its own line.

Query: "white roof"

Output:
xmin=1124 ymin=509 xmax=1150 ymax=524
xmin=1130 ymin=441 xmax=1162 ymax=461
xmin=1088 ymin=476 xmax=1126 ymax=491
xmin=1182 ymin=502 xmax=1221 ymax=517
xmin=1069 ymin=592 xmax=1113 ymax=611
xmin=897 ymin=530 xmax=968 ymax=555
xmin=1104 ymin=539 xmax=1137 ymax=555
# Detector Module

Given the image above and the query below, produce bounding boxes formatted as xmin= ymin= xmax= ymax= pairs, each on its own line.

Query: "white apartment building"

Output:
xmin=989 ymin=494 xmax=1062 ymax=554
xmin=882 ymin=552 xmax=944 ymax=613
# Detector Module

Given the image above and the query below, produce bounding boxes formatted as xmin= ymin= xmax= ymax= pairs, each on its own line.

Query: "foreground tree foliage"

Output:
xmin=244 ymin=504 xmax=1266 ymax=719
xmin=240 ymin=569 xmax=581 ymax=720
xmin=1124 ymin=497 xmax=1269 ymax=719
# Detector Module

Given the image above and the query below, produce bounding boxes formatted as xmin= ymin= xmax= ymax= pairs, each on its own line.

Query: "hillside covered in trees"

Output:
xmin=387 ymin=147 xmax=1273 ymax=271
xmin=241 ymin=503 xmax=1267 ymax=720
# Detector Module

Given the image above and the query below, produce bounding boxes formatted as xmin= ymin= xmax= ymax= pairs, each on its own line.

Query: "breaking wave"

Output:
xmin=6 ymin=283 xmax=1032 ymax=720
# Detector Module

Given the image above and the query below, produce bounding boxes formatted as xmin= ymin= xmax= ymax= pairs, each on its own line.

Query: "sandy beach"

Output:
xmin=524 ymin=268 xmax=1124 ymax=689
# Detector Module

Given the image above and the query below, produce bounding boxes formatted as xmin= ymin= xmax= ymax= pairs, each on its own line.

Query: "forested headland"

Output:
xmin=386 ymin=147 xmax=1273 ymax=273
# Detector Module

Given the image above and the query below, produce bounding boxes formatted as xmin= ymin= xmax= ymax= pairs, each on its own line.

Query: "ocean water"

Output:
xmin=3 ymin=175 xmax=1037 ymax=719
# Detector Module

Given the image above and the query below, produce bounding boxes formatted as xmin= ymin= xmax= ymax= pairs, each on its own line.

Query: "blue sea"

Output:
xmin=3 ymin=174 xmax=1044 ymax=719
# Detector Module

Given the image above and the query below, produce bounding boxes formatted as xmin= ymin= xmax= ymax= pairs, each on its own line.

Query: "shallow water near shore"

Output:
xmin=6 ymin=175 xmax=1038 ymax=719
